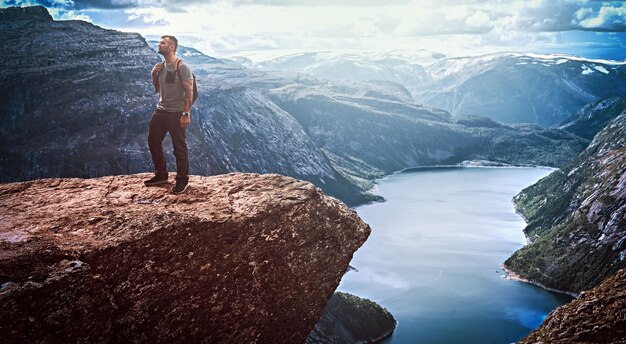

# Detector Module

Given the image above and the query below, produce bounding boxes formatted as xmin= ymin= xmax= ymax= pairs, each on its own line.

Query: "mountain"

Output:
xmin=0 ymin=173 xmax=371 ymax=343
xmin=179 ymin=49 xmax=587 ymax=184
xmin=248 ymin=51 xmax=434 ymax=99
xmin=558 ymin=96 xmax=626 ymax=140
xmin=0 ymin=6 xmax=372 ymax=206
xmin=266 ymin=84 xmax=588 ymax=182
xmin=418 ymin=53 xmax=626 ymax=127
xmin=246 ymin=51 xmax=626 ymax=128
xmin=519 ymin=267 xmax=626 ymax=343
xmin=504 ymin=113 xmax=626 ymax=293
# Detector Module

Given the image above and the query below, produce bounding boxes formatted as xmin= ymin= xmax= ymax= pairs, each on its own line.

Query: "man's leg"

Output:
xmin=169 ymin=112 xmax=189 ymax=193
xmin=147 ymin=110 xmax=169 ymax=183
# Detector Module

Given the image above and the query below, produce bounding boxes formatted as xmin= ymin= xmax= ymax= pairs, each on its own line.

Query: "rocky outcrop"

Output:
xmin=505 ymin=114 xmax=626 ymax=293
xmin=306 ymin=292 xmax=396 ymax=344
xmin=0 ymin=173 xmax=371 ymax=343
xmin=519 ymin=267 xmax=626 ymax=343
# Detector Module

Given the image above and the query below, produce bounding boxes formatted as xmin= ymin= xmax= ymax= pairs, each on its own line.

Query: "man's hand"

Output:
xmin=151 ymin=63 xmax=163 ymax=77
xmin=180 ymin=114 xmax=190 ymax=128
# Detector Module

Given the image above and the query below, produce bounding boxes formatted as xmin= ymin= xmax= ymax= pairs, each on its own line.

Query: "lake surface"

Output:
xmin=338 ymin=167 xmax=573 ymax=344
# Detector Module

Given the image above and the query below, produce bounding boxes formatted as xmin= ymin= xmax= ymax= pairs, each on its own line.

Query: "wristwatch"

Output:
xmin=182 ymin=112 xmax=190 ymax=116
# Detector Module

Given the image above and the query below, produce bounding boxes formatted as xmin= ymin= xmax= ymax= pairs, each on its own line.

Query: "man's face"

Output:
xmin=157 ymin=38 xmax=171 ymax=55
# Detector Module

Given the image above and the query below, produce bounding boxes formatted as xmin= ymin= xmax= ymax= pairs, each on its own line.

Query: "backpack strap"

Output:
xmin=152 ymin=61 xmax=166 ymax=93
xmin=175 ymin=59 xmax=184 ymax=78
xmin=175 ymin=59 xmax=186 ymax=89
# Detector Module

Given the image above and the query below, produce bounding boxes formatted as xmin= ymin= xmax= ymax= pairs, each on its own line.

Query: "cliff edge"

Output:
xmin=0 ymin=173 xmax=371 ymax=343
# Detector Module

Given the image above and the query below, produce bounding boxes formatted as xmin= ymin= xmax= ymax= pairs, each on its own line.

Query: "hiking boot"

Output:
xmin=171 ymin=179 xmax=189 ymax=194
xmin=144 ymin=175 xmax=168 ymax=186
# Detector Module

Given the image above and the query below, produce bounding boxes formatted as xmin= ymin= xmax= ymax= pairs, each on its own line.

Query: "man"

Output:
xmin=144 ymin=35 xmax=193 ymax=194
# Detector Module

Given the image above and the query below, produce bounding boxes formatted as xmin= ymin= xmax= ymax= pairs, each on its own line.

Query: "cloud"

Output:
xmin=576 ymin=2 xmax=626 ymax=31
xmin=5 ymin=0 xmax=626 ymax=59
xmin=466 ymin=10 xmax=490 ymax=27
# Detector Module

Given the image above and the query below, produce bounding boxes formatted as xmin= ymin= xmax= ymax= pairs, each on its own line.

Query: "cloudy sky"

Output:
xmin=3 ymin=0 xmax=626 ymax=60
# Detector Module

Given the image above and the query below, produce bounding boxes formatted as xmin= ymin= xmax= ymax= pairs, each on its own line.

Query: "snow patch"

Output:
xmin=581 ymin=65 xmax=594 ymax=75
xmin=593 ymin=65 xmax=609 ymax=74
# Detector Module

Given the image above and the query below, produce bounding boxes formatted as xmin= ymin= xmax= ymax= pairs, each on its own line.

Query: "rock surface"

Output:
xmin=519 ymin=267 xmax=626 ymax=344
xmin=306 ymin=292 xmax=396 ymax=344
xmin=505 ymin=113 xmax=626 ymax=293
xmin=0 ymin=173 xmax=371 ymax=343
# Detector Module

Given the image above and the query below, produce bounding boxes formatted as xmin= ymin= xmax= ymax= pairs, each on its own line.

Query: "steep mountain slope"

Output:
xmin=519 ymin=267 xmax=626 ymax=344
xmin=267 ymin=84 xmax=587 ymax=182
xmin=559 ymin=96 xmax=626 ymax=140
xmin=0 ymin=6 xmax=370 ymax=205
xmin=505 ymin=113 xmax=626 ymax=293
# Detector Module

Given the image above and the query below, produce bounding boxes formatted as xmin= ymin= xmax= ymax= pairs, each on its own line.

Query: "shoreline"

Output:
xmin=501 ymin=264 xmax=580 ymax=298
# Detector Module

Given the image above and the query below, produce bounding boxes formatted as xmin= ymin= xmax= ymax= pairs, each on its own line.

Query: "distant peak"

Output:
xmin=0 ymin=6 xmax=53 ymax=22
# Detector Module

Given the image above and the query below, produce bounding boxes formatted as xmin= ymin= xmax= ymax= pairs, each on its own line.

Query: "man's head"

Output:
xmin=158 ymin=35 xmax=178 ymax=55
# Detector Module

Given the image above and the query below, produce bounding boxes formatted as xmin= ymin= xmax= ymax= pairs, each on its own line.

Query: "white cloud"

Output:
xmin=578 ymin=3 xmax=626 ymax=31
xmin=466 ymin=10 xmax=491 ymax=27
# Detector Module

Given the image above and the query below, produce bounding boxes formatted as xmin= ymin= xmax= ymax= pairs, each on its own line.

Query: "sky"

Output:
xmin=3 ymin=0 xmax=626 ymax=60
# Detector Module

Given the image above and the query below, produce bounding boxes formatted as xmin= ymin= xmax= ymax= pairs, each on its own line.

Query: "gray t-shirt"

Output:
xmin=156 ymin=59 xmax=193 ymax=112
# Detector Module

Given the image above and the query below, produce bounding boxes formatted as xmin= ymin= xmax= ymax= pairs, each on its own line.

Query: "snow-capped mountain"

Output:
xmin=239 ymin=50 xmax=626 ymax=128
xmin=419 ymin=52 xmax=626 ymax=127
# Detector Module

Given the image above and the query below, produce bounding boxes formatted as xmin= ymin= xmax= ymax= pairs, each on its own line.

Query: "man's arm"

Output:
xmin=180 ymin=79 xmax=193 ymax=128
xmin=183 ymin=79 xmax=193 ymax=113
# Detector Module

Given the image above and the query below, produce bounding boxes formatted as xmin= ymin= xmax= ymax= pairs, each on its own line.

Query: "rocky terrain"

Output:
xmin=505 ymin=113 xmax=626 ymax=293
xmin=0 ymin=173 xmax=371 ymax=343
xmin=306 ymin=292 xmax=396 ymax=344
xmin=519 ymin=267 xmax=626 ymax=344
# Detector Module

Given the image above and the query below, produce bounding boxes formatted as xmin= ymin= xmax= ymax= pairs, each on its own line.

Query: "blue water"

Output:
xmin=338 ymin=167 xmax=573 ymax=344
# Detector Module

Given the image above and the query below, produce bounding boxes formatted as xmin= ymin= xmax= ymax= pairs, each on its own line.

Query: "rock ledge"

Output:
xmin=0 ymin=173 xmax=371 ymax=344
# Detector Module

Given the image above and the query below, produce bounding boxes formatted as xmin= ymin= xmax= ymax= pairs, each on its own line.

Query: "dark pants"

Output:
xmin=148 ymin=109 xmax=189 ymax=182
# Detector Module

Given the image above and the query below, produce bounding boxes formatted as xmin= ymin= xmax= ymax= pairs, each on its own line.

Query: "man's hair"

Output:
xmin=161 ymin=35 xmax=178 ymax=53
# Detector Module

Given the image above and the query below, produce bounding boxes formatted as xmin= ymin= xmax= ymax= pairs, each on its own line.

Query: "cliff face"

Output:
xmin=519 ymin=267 xmax=626 ymax=343
xmin=505 ymin=114 xmax=626 ymax=293
xmin=0 ymin=173 xmax=371 ymax=343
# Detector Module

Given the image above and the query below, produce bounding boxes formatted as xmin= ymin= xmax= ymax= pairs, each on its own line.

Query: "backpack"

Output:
xmin=153 ymin=59 xmax=198 ymax=106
